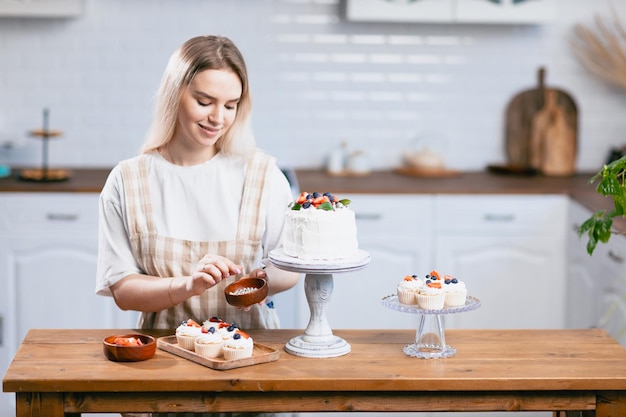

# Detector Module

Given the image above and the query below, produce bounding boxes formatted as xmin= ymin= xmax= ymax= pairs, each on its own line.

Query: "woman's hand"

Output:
xmin=189 ymin=255 xmax=242 ymax=295
xmin=238 ymin=267 xmax=268 ymax=310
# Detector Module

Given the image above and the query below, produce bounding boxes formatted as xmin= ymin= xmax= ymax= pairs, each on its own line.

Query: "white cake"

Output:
xmin=282 ymin=192 xmax=358 ymax=260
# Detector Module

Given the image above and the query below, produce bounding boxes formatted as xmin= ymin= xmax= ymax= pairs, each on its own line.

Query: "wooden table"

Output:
xmin=3 ymin=328 xmax=626 ymax=416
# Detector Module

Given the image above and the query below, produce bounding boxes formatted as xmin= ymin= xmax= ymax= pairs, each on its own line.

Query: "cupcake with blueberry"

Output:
xmin=416 ymin=279 xmax=445 ymax=310
xmin=443 ymin=275 xmax=467 ymax=307
xmin=175 ymin=319 xmax=203 ymax=351
xmin=202 ymin=316 xmax=224 ymax=333
xmin=194 ymin=326 xmax=224 ymax=358
xmin=397 ymin=275 xmax=423 ymax=304
xmin=222 ymin=331 xmax=254 ymax=360
xmin=218 ymin=323 xmax=239 ymax=341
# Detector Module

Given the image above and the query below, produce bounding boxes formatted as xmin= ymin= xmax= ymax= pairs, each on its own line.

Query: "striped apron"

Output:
xmin=119 ymin=152 xmax=285 ymax=417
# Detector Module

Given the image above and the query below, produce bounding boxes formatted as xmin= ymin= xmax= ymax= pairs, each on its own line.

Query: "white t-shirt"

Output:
xmin=96 ymin=151 xmax=293 ymax=296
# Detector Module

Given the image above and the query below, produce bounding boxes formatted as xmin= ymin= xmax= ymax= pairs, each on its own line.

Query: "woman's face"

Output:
xmin=174 ymin=68 xmax=242 ymax=150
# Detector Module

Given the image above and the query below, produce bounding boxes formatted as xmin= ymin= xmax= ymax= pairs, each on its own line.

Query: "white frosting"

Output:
xmin=419 ymin=284 xmax=444 ymax=295
xmin=283 ymin=206 xmax=358 ymax=260
xmin=195 ymin=332 xmax=223 ymax=344
xmin=398 ymin=277 xmax=424 ymax=291
xmin=225 ymin=334 xmax=254 ymax=349
xmin=443 ymin=279 xmax=466 ymax=292
xmin=175 ymin=324 xmax=202 ymax=337
xmin=202 ymin=319 xmax=223 ymax=332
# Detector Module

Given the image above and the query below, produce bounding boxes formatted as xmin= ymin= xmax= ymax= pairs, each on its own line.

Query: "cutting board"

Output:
xmin=504 ymin=67 xmax=578 ymax=176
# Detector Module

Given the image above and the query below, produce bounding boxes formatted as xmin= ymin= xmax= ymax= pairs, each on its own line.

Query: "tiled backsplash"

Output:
xmin=0 ymin=0 xmax=625 ymax=172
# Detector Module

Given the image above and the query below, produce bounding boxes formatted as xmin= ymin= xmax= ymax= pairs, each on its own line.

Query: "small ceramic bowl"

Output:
xmin=103 ymin=334 xmax=156 ymax=362
xmin=224 ymin=277 xmax=268 ymax=308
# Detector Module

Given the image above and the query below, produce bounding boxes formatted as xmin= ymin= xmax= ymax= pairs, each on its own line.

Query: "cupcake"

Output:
xmin=416 ymin=280 xmax=445 ymax=310
xmin=443 ymin=275 xmax=468 ymax=307
xmin=222 ymin=331 xmax=254 ymax=360
xmin=397 ymin=275 xmax=423 ymax=304
xmin=217 ymin=323 xmax=239 ymax=341
xmin=175 ymin=319 xmax=203 ymax=351
xmin=194 ymin=327 xmax=224 ymax=358
xmin=202 ymin=316 xmax=224 ymax=333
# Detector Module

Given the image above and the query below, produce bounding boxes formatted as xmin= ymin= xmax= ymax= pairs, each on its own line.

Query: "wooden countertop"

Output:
xmin=3 ymin=328 xmax=626 ymax=415
xmin=0 ymin=168 xmax=111 ymax=193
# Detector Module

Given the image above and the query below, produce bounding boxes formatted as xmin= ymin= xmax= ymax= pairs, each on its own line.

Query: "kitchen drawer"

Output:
xmin=434 ymin=194 xmax=567 ymax=236
xmin=346 ymin=194 xmax=433 ymax=238
xmin=0 ymin=193 xmax=99 ymax=233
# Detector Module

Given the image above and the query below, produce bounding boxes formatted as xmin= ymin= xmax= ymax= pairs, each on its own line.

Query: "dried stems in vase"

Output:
xmin=570 ymin=8 xmax=626 ymax=91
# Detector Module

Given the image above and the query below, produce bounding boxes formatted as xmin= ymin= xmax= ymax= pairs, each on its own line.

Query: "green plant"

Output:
xmin=578 ymin=156 xmax=626 ymax=254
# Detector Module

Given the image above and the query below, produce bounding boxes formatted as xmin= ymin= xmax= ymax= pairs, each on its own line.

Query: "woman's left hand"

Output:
xmin=239 ymin=267 xmax=268 ymax=311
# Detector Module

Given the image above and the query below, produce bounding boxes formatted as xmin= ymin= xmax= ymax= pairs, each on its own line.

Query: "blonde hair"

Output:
xmin=141 ymin=35 xmax=256 ymax=157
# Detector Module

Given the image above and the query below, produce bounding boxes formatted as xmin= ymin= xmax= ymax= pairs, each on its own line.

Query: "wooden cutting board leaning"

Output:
xmin=504 ymin=67 xmax=578 ymax=176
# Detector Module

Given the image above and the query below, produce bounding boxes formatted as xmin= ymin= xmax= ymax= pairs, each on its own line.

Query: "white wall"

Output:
xmin=1 ymin=0 xmax=625 ymax=172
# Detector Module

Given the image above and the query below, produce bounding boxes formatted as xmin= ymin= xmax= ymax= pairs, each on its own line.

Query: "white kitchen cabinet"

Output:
xmin=567 ymin=201 xmax=605 ymax=329
xmin=594 ymin=232 xmax=626 ymax=348
xmin=347 ymin=0 xmax=453 ymax=23
xmin=0 ymin=0 xmax=82 ymax=17
xmin=455 ymin=0 xmax=556 ymax=24
xmin=567 ymin=200 xmax=626 ymax=347
xmin=294 ymin=194 xmax=434 ymax=330
xmin=0 ymin=193 xmax=137 ymax=417
xmin=346 ymin=0 xmax=554 ymax=24
xmin=435 ymin=195 xmax=568 ymax=330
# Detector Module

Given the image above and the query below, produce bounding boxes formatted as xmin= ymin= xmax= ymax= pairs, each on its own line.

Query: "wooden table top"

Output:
xmin=4 ymin=328 xmax=626 ymax=394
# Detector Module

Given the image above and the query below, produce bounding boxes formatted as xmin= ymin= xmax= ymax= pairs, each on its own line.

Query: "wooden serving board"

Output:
xmin=157 ymin=336 xmax=279 ymax=370
xmin=504 ymin=67 xmax=577 ymax=174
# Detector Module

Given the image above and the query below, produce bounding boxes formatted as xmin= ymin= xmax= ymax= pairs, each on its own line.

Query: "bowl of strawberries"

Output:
xmin=103 ymin=333 xmax=156 ymax=362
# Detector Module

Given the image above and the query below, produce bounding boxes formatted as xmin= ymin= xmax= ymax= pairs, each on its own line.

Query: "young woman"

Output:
xmin=96 ymin=35 xmax=300 ymax=332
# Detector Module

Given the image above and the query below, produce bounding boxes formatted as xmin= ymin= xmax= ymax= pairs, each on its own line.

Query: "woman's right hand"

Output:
xmin=189 ymin=254 xmax=242 ymax=295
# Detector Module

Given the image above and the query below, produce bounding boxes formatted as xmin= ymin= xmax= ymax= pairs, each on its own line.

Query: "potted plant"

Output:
xmin=578 ymin=156 xmax=626 ymax=255
xmin=577 ymin=156 xmax=626 ymax=343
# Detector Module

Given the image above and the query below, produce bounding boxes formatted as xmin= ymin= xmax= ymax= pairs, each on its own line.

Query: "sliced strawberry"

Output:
xmin=186 ymin=319 xmax=201 ymax=327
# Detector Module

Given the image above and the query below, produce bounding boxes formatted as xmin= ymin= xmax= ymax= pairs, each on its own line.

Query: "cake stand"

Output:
xmin=268 ymin=248 xmax=370 ymax=358
xmin=381 ymin=294 xmax=481 ymax=359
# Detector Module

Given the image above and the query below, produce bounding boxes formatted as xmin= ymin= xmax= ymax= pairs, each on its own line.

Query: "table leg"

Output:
xmin=16 ymin=392 xmax=68 ymax=417
xmin=596 ymin=391 xmax=626 ymax=417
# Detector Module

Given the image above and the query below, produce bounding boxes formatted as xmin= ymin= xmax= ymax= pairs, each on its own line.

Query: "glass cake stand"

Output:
xmin=268 ymin=248 xmax=371 ymax=358
xmin=381 ymin=294 xmax=481 ymax=359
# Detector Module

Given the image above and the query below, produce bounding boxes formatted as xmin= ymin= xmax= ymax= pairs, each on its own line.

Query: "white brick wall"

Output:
xmin=0 ymin=0 xmax=624 ymax=172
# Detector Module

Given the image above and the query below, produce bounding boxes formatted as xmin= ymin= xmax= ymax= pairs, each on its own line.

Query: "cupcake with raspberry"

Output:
xmin=397 ymin=275 xmax=423 ymax=304
xmin=222 ymin=331 xmax=254 ymax=360
xmin=443 ymin=275 xmax=467 ymax=307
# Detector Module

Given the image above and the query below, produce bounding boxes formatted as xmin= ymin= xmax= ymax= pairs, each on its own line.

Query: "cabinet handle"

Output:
xmin=484 ymin=213 xmax=515 ymax=222
xmin=355 ymin=213 xmax=382 ymax=221
xmin=608 ymin=250 xmax=625 ymax=264
xmin=0 ymin=315 xmax=3 ymax=346
xmin=46 ymin=213 xmax=79 ymax=221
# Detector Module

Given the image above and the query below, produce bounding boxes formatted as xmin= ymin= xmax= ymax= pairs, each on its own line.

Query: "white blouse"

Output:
xmin=96 ymin=151 xmax=293 ymax=296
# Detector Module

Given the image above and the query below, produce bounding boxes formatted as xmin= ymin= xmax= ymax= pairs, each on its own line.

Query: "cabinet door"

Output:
xmin=435 ymin=195 xmax=567 ymax=330
xmin=0 ymin=194 xmax=137 ymax=416
xmin=595 ymin=234 xmax=626 ymax=348
xmin=455 ymin=0 xmax=555 ymax=23
xmin=566 ymin=201 xmax=604 ymax=329
xmin=436 ymin=235 xmax=565 ymax=329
